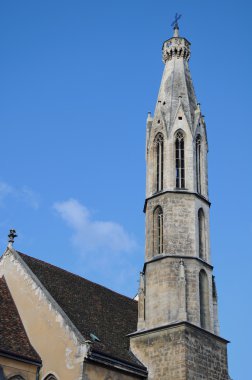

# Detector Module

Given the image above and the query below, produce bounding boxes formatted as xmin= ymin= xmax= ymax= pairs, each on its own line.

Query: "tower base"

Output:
xmin=130 ymin=322 xmax=230 ymax=380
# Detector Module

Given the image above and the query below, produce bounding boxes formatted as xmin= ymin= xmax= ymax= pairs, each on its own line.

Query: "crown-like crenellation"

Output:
xmin=162 ymin=37 xmax=191 ymax=63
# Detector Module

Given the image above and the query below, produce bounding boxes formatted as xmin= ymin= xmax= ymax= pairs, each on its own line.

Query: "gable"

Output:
xmin=18 ymin=252 xmax=143 ymax=368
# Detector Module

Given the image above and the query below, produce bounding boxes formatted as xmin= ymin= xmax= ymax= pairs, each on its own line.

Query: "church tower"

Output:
xmin=130 ymin=23 xmax=230 ymax=380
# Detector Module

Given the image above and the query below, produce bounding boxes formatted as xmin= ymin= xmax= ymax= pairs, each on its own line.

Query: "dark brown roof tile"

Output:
xmin=18 ymin=252 xmax=144 ymax=369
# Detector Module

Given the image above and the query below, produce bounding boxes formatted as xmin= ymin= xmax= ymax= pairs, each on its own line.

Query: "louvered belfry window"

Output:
xmin=175 ymin=131 xmax=185 ymax=188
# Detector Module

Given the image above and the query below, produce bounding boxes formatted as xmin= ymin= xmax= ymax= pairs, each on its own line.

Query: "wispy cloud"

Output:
xmin=0 ymin=181 xmax=40 ymax=210
xmin=53 ymin=199 xmax=140 ymax=294
xmin=0 ymin=182 xmax=13 ymax=204
xmin=53 ymin=198 xmax=137 ymax=253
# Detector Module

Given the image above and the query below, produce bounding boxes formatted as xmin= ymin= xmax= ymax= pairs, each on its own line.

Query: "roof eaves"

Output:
xmin=86 ymin=350 xmax=148 ymax=378
xmin=0 ymin=347 xmax=42 ymax=366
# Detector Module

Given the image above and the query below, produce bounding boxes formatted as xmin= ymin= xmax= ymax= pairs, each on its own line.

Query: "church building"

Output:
xmin=0 ymin=23 xmax=230 ymax=380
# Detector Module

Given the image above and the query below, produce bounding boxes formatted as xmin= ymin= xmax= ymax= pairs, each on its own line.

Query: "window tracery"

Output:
xmin=175 ymin=131 xmax=185 ymax=188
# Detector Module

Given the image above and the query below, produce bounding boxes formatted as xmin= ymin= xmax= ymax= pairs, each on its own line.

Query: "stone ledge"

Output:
xmin=143 ymin=255 xmax=213 ymax=273
xmin=143 ymin=190 xmax=211 ymax=212
xmin=128 ymin=321 xmax=230 ymax=344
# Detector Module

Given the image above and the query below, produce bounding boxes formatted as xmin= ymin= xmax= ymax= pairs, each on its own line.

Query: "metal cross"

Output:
xmin=171 ymin=13 xmax=182 ymax=28
xmin=8 ymin=229 xmax=17 ymax=244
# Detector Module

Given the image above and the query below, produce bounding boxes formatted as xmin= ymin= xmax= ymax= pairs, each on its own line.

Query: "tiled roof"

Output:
xmin=18 ymin=252 xmax=145 ymax=370
xmin=0 ymin=276 xmax=41 ymax=363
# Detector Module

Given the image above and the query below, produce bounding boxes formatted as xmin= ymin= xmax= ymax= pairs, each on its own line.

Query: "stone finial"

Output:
xmin=173 ymin=25 xmax=179 ymax=38
xmin=8 ymin=229 xmax=17 ymax=248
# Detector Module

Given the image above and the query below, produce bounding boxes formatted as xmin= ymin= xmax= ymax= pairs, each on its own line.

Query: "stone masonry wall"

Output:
xmin=143 ymin=256 xmax=214 ymax=331
xmin=145 ymin=192 xmax=210 ymax=261
xmin=130 ymin=323 xmax=229 ymax=380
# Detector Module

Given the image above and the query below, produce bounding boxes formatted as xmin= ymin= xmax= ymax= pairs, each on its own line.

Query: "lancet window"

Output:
xmin=175 ymin=131 xmax=185 ymax=188
xmin=155 ymin=133 xmax=164 ymax=192
xmin=198 ymin=208 xmax=206 ymax=260
xmin=153 ymin=206 xmax=164 ymax=255
xmin=196 ymin=135 xmax=202 ymax=193
xmin=44 ymin=375 xmax=57 ymax=380
xmin=199 ymin=269 xmax=210 ymax=329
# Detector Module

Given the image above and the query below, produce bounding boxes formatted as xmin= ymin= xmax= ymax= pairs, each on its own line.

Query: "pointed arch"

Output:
xmin=44 ymin=375 xmax=58 ymax=380
xmin=199 ymin=269 xmax=210 ymax=329
xmin=154 ymin=133 xmax=164 ymax=192
xmin=8 ymin=377 xmax=25 ymax=380
xmin=175 ymin=130 xmax=185 ymax=188
xmin=198 ymin=208 xmax=206 ymax=260
xmin=196 ymin=134 xmax=202 ymax=193
xmin=153 ymin=206 xmax=164 ymax=255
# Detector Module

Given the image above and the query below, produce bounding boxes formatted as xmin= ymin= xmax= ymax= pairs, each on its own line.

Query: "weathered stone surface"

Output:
xmin=131 ymin=323 xmax=229 ymax=380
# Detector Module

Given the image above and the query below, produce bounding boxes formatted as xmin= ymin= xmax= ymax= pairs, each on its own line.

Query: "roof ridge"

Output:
xmin=17 ymin=251 xmax=137 ymax=304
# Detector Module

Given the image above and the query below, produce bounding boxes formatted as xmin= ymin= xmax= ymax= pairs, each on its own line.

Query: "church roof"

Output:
xmin=0 ymin=276 xmax=41 ymax=364
xmin=18 ymin=252 xmax=145 ymax=371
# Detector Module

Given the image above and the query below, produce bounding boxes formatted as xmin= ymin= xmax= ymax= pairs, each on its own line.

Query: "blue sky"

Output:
xmin=0 ymin=1 xmax=251 ymax=378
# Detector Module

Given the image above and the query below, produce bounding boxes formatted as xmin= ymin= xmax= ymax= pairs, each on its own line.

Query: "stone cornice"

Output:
xmin=143 ymin=190 xmax=211 ymax=213
xmin=142 ymin=255 xmax=213 ymax=273
xmin=128 ymin=321 xmax=230 ymax=344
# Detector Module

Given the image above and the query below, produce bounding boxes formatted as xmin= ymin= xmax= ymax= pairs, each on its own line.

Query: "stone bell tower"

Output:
xmin=130 ymin=22 xmax=230 ymax=380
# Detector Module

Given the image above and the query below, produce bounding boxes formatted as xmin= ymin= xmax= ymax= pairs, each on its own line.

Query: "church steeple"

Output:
xmin=146 ymin=24 xmax=208 ymax=199
xmin=130 ymin=24 xmax=230 ymax=380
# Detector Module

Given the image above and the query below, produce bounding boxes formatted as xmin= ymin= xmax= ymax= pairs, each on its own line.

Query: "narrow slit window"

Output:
xmin=155 ymin=134 xmax=164 ymax=192
xmin=153 ymin=206 xmax=164 ymax=254
xmin=198 ymin=208 xmax=205 ymax=260
xmin=175 ymin=131 xmax=185 ymax=188
xmin=196 ymin=135 xmax=201 ymax=193
xmin=199 ymin=270 xmax=210 ymax=330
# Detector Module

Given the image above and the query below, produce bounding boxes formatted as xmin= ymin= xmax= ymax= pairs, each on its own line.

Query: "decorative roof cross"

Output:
xmin=171 ymin=13 xmax=182 ymax=29
xmin=8 ymin=229 xmax=17 ymax=247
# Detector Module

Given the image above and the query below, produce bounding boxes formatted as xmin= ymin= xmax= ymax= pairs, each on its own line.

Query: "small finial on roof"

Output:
xmin=8 ymin=229 xmax=17 ymax=248
xmin=171 ymin=13 xmax=182 ymax=37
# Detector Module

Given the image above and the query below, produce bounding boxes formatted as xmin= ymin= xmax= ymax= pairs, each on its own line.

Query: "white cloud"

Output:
xmin=0 ymin=182 xmax=13 ymax=204
xmin=0 ymin=181 xmax=40 ymax=209
xmin=53 ymin=198 xmax=137 ymax=253
xmin=20 ymin=186 xmax=40 ymax=210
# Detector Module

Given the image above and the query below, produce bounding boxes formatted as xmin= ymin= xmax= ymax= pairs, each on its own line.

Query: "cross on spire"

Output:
xmin=171 ymin=13 xmax=182 ymax=29
xmin=8 ymin=229 xmax=17 ymax=247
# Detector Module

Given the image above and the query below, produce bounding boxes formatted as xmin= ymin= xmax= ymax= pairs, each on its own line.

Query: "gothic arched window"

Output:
xmin=153 ymin=206 xmax=164 ymax=255
xmin=44 ymin=375 xmax=57 ymax=380
xmin=8 ymin=376 xmax=25 ymax=380
xmin=154 ymin=133 xmax=164 ymax=192
xmin=175 ymin=131 xmax=185 ymax=188
xmin=198 ymin=208 xmax=206 ymax=260
xmin=199 ymin=269 xmax=210 ymax=329
xmin=196 ymin=135 xmax=201 ymax=193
